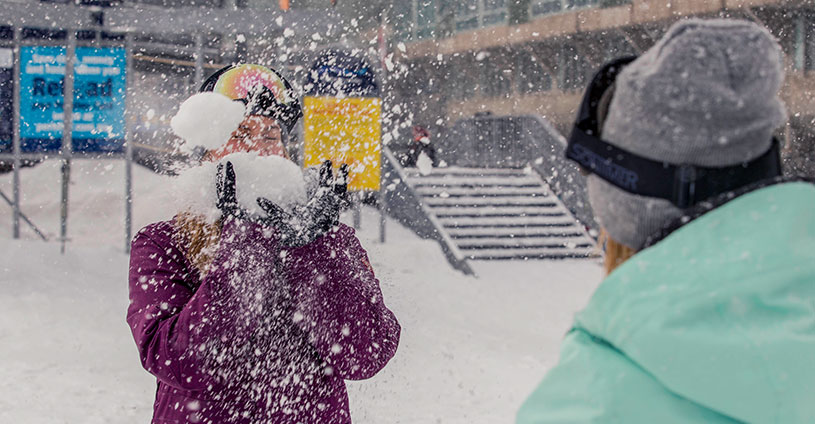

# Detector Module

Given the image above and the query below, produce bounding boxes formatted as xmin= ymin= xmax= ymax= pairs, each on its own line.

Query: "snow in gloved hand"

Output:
xmin=169 ymin=152 xmax=307 ymax=224
xmin=256 ymin=160 xmax=349 ymax=247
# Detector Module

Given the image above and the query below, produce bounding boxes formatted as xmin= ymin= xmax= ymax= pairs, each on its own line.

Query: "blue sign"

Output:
xmin=20 ymin=46 xmax=126 ymax=153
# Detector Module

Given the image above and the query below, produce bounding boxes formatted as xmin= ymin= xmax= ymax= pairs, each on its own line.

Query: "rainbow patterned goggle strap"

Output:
xmin=212 ymin=64 xmax=293 ymax=105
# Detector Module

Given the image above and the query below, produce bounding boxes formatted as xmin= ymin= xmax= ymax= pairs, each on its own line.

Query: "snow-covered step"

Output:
xmin=404 ymin=167 xmax=528 ymax=177
xmin=423 ymin=196 xmax=559 ymax=207
xmin=430 ymin=205 xmax=564 ymax=216
xmin=464 ymin=246 xmax=597 ymax=260
xmin=401 ymin=166 xmax=597 ymax=262
xmin=437 ymin=216 xmax=577 ymax=228
xmin=447 ymin=227 xmax=586 ymax=238
xmin=456 ymin=236 xmax=594 ymax=249
xmin=415 ymin=186 xmax=550 ymax=197
xmin=412 ymin=180 xmax=541 ymax=190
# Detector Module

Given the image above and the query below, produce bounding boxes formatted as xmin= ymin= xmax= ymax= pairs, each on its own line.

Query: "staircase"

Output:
xmin=403 ymin=167 xmax=596 ymax=260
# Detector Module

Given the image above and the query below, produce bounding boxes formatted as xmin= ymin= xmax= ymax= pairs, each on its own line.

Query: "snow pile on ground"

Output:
xmin=170 ymin=92 xmax=245 ymax=152
xmin=0 ymin=160 xmax=602 ymax=423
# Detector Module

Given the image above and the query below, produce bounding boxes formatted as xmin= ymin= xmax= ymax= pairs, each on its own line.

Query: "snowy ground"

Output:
xmin=0 ymin=160 xmax=602 ymax=423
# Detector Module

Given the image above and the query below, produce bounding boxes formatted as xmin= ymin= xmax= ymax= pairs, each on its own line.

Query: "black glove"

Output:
xmin=216 ymin=161 xmax=246 ymax=219
xmin=257 ymin=160 xmax=348 ymax=247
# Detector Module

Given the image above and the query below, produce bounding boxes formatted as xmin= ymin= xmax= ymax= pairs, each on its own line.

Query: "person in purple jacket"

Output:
xmin=127 ymin=64 xmax=401 ymax=424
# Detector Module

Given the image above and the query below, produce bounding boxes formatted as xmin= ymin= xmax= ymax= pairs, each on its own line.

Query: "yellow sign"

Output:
xmin=303 ymin=96 xmax=381 ymax=191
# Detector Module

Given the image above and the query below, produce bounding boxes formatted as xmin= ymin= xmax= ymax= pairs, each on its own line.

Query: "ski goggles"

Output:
xmin=565 ymin=56 xmax=782 ymax=209
xmin=200 ymin=64 xmax=302 ymax=134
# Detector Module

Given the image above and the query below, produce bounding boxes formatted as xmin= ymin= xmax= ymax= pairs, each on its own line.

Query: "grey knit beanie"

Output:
xmin=587 ymin=18 xmax=787 ymax=250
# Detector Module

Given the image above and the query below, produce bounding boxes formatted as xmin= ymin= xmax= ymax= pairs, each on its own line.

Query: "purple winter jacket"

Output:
xmin=127 ymin=217 xmax=400 ymax=424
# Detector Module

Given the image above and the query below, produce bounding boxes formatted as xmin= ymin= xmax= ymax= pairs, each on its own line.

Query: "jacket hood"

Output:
xmin=575 ymin=181 xmax=815 ymax=423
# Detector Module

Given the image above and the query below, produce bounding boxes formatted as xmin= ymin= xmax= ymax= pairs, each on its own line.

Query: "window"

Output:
xmin=529 ymin=0 xmax=601 ymax=17
xmin=390 ymin=1 xmax=414 ymax=42
xmin=530 ymin=0 xmax=562 ymax=17
xmin=457 ymin=0 xmax=479 ymax=17
xmin=480 ymin=54 xmax=511 ymax=98
xmin=516 ymin=53 xmax=552 ymax=94
xmin=453 ymin=0 xmax=507 ymax=32
xmin=557 ymin=45 xmax=589 ymax=91
xmin=448 ymin=59 xmax=480 ymax=101
xmin=602 ymin=34 xmax=636 ymax=63
xmin=565 ymin=0 xmax=598 ymax=8
xmin=482 ymin=0 xmax=508 ymax=27
xmin=484 ymin=0 xmax=505 ymax=10
xmin=416 ymin=1 xmax=436 ymax=39
xmin=805 ymin=15 xmax=815 ymax=71
xmin=456 ymin=0 xmax=480 ymax=31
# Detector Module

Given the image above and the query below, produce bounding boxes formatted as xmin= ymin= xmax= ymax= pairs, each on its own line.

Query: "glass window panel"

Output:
xmin=456 ymin=17 xmax=480 ymax=31
xmin=516 ymin=54 xmax=552 ymax=94
xmin=530 ymin=0 xmax=562 ymax=16
xmin=390 ymin=1 xmax=414 ymax=41
xmin=457 ymin=0 xmax=478 ymax=16
xmin=483 ymin=12 xmax=507 ymax=26
xmin=417 ymin=0 xmax=435 ymax=26
xmin=484 ymin=0 xmax=505 ymax=11
xmin=566 ymin=0 xmax=597 ymax=9
xmin=806 ymin=16 xmax=815 ymax=70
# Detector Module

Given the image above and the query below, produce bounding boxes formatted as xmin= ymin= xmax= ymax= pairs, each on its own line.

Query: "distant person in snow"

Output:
xmin=127 ymin=64 xmax=400 ymax=424
xmin=403 ymin=125 xmax=437 ymax=168
xmin=518 ymin=20 xmax=815 ymax=423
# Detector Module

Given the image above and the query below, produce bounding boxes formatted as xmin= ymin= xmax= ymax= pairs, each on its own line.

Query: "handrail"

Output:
xmin=381 ymin=146 xmax=475 ymax=276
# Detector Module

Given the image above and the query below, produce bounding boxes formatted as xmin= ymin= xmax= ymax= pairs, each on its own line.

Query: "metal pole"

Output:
xmin=61 ymin=30 xmax=76 ymax=254
xmin=124 ymin=33 xmax=133 ymax=253
xmin=379 ymin=186 xmax=386 ymax=243
xmin=794 ymin=15 xmax=805 ymax=71
xmin=11 ymin=27 xmax=20 ymax=239
xmin=353 ymin=198 xmax=361 ymax=229
xmin=194 ymin=32 xmax=204 ymax=90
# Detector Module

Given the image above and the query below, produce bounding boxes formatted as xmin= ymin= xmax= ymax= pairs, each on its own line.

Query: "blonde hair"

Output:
xmin=599 ymin=229 xmax=637 ymax=276
xmin=173 ymin=212 xmax=222 ymax=276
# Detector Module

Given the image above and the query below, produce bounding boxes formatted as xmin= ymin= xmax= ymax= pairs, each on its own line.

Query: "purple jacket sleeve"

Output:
xmin=126 ymin=219 xmax=279 ymax=391
xmin=285 ymin=224 xmax=401 ymax=380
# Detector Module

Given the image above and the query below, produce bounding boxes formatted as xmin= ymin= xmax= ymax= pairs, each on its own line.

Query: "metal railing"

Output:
xmin=381 ymin=146 xmax=475 ymax=276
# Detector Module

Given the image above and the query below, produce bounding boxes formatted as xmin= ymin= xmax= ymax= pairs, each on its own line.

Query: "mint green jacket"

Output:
xmin=518 ymin=182 xmax=815 ymax=423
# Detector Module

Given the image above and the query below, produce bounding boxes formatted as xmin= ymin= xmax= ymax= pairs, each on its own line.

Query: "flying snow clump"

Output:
xmin=170 ymin=92 xmax=246 ymax=152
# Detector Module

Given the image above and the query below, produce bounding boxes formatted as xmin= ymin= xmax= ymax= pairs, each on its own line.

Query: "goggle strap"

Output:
xmin=566 ymin=127 xmax=782 ymax=208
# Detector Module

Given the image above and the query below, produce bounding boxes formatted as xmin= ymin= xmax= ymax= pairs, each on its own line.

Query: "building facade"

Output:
xmin=389 ymin=0 xmax=815 ymax=175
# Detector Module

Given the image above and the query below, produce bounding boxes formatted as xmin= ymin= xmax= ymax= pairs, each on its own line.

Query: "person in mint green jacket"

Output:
xmin=518 ymin=19 xmax=815 ymax=423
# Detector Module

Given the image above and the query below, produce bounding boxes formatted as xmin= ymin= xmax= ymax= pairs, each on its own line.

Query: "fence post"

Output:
xmin=60 ymin=30 xmax=76 ymax=254
xmin=125 ymin=33 xmax=134 ymax=254
xmin=11 ymin=27 xmax=20 ymax=239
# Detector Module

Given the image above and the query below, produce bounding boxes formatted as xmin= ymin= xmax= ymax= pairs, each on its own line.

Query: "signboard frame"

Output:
xmin=17 ymin=44 xmax=127 ymax=154
xmin=2 ymin=29 xmax=135 ymax=253
xmin=302 ymin=95 xmax=382 ymax=192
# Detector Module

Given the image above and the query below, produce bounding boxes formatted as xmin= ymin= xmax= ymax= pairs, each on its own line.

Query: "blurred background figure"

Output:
xmin=403 ymin=125 xmax=437 ymax=169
